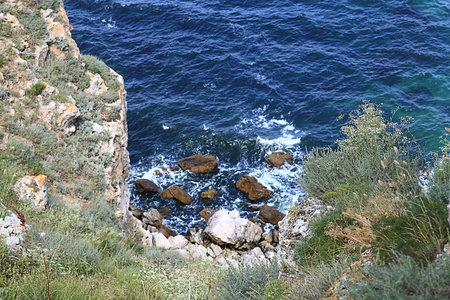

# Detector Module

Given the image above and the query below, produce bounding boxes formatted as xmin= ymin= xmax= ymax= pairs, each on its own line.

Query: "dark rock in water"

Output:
xmin=129 ymin=204 xmax=144 ymax=220
xmin=201 ymin=189 xmax=218 ymax=200
xmin=158 ymin=224 xmax=177 ymax=238
xmin=160 ymin=189 xmax=174 ymax=199
xmin=266 ymin=151 xmax=294 ymax=167
xmin=158 ymin=207 xmax=171 ymax=217
xmin=235 ymin=175 xmax=273 ymax=202
xmin=258 ymin=204 xmax=286 ymax=226
xmin=135 ymin=179 xmax=159 ymax=196
xmin=142 ymin=208 xmax=163 ymax=226
xmin=199 ymin=208 xmax=218 ymax=222
xmin=168 ymin=186 xmax=194 ymax=204
xmin=178 ymin=154 xmax=218 ymax=174
xmin=249 ymin=205 xmax=259 ymax=212
xmin=169 ymin=166 xmax=178 ymax=171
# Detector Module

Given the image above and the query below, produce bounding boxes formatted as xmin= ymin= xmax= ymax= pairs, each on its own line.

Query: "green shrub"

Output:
xmin=374 ymin=196 xmax=449 ymax=263
xmin=99 ymin=90 xmax=119 ymax=103
xmin=298 ymin=101 xmax=422 ymax=203
xmin=0 ymin=239 xmax=36 ymax=287
xmin=345 ymin=255 xmax=450 ymax=299
xmin=263 ymin=278 xmax=291 ymax=300
xmin=83 ymin=54 xmax=120 ymax=91
xmin=294 ymin=211 xmax=351 ymax=267
xmin=0 ymin=22 xmax=13 ymax=38
xmin=0 ymin=87 xmax=8 ymax=100
xmin=14 ymin=7 xmax=47 ymax=45
xmin=290 ymin=255 xmax=354 ymax=300
xmin=40 ymin=53 xmax=90 ymax=90
xmin=216 ymin=261 xmax=279 ymax=300
xmin=25 ymin=81 xmax=46 ymax=97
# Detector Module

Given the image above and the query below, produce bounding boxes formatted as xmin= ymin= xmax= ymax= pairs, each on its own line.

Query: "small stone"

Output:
xmin=186 ymin=228 xmax=204 ymax=245
xmin=142 ymin=208 xmax=163 ymax=226
xmin=249 ymin=205 xmax=259 ymax=211
xmin=158 ymin=224 xmax=177 ymax=238
xmin=150 ymin=232 xmax=171 ymax=249
xmin=201 ymin=189 xmax=219 ymax=200
xmin=210 ymin=243 xmax=223 ymax=257
xmin=168 ymin=235 xmax=188 ymax=249
xmin=187 ymin=244 xmax=208 ymax=260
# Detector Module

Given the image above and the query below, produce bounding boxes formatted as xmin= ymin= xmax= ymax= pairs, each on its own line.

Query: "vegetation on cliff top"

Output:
xmin=292 ymin=102 xmax=449 ymax=299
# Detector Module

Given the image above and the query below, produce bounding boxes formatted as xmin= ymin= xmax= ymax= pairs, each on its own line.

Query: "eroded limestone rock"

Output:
xmin=14 ymin=175 xmax=48 ymax=208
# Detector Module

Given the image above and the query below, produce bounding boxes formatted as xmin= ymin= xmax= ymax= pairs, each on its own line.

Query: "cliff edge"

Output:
xmin=0 ymin=0 xmax=137 ymax=235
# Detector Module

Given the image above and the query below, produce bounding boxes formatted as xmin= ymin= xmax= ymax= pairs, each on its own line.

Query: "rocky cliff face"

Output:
xmin=0 ymin=0 xmax=137 ymax=235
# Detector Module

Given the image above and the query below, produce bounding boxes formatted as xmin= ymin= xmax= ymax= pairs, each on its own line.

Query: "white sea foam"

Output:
xmin=257 ymin=135 xmax=301 ymax=146
xmin=101 ymin=17 xmax=116 ymax=29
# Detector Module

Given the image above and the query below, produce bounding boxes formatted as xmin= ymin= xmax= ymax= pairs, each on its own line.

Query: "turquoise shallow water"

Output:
xmin=64 ymin=0 xmax=450 ymax=232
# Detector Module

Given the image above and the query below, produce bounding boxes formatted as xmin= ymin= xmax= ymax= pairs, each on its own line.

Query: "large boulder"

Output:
xmin=235 ymin=175 xmax=273 ymax=202
xmin=14 ymin=175 xmax=48 ymax=208
xmin=258 ymin=205 xmax=286 ymax=226
xmin=178 ymin=154 xmax=218 ymax=174
xmin=266 ymin=151 xmax=293 ymax=167
xmin=204 ymin=209 xmax=263 ymax=249
xmin=168 ymin=186 xmax=194 ymax=204
xmin=135 ymin=179 xmax=159 ymax=196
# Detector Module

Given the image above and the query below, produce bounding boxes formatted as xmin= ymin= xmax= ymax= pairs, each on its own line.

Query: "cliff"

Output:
xmin=0 ymin=0 xmax=137 ymax=235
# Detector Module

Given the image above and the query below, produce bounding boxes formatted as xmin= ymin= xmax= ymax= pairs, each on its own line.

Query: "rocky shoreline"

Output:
xmin=128 ymin=151 xmax=299 ymax=264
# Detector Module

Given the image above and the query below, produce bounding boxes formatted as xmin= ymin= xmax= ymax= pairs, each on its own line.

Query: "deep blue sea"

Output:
xmin=64 ymin=0 xmax=450 ymax=233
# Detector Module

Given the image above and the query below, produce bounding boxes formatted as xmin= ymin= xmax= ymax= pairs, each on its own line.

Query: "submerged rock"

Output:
xmin=235 ymin=175 xmax=273 ymax=202
xmin=266 ymin=151 xmax=293 ymax=167
xmin=178 ymin=154 xmax=218 ymax=174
